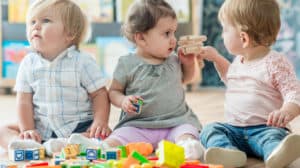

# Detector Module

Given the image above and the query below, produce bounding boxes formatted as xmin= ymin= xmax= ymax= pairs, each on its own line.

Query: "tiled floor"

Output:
xmin=0 ymin=88 xmax=300 ymax=167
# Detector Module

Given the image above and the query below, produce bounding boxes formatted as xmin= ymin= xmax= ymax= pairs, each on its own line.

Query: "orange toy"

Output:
xmin=126 ymin=142 xmax=153 ymax=156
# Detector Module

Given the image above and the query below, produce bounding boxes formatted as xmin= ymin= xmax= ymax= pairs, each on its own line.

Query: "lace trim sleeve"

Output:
xmin=267 ymin=54 xmax=300 ymax=106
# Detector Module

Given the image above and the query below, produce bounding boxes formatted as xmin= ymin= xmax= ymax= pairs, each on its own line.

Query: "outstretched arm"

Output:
xmin=198 ymin=46 xmax=230 ymax=81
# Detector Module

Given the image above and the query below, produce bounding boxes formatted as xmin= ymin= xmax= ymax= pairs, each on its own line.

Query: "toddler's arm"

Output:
xmin=198 ymin=46 xmax=230 ymax=81
xmin=17 ymin=92 xmax=41 ymax=143
xmin=109 ymin=79 xmax=142 ymax=114
xmin=178 ymin=48 xmax=200 ymax=84
xmin=88 ymin=87 xmax=111 ymax=139
xmin=267 ymin=54 xmax=300 ymax=127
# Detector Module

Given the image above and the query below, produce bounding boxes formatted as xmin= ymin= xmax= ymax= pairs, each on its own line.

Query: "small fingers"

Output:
xmin=267 ymin=112 xmax=274 ymax=126
xmin=89 ymin=126 xmax=97 ymax=138
xmin=100 ymin=128 xmax=111 ymax=140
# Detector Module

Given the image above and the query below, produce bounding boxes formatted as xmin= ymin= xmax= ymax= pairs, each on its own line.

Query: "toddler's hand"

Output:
xmin=178 ymin=48 xmax=196 ymax=65
xmin=121 ymin=95 xmax=143 ymax=114
xmin=19 ymin=129 xmax=42 ymax=143
xmin=197 ymin=46 xmax=220 ymax=62
xmin=88 ymin=122 xmax=112 ymax=139
xmin=267 ymin=109 xmax=299 ymax=127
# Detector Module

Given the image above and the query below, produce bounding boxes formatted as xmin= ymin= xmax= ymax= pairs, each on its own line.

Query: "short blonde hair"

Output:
xmin=26 ymin=0 xmax=90 ymax=49
xmin=218 ymin=0 xmax=280 ymax=46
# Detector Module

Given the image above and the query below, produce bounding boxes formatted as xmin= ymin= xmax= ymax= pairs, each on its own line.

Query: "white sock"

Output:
xmin=43 ymin=138 xmax=68 ymax=156
xmin=176 ymin=138 xmax=204 ymax=160
xmin=8 ymin=139 xmax=43 ymax=150
xmin=68 ymin=133 xmax=102 ymax=152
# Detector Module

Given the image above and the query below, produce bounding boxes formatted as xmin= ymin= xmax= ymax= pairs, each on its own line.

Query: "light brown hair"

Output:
xmin=218 ymin=0 xmax=281 ymax=46
xmin=121 ymin=0 xmax=176 ymax=43
xmin=26 ymin=0 xmax=90 ymax=49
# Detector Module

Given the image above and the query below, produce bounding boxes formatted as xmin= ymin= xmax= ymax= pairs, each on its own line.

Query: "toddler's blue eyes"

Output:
xmin=30 ymin=19 xmax=50 ymax=25
xmin=43 ymin=19 xmax=51 ymax=23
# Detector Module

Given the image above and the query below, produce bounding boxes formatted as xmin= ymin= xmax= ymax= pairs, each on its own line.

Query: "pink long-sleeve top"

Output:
xmin=223 ymin=50 xmax=300 ymax=126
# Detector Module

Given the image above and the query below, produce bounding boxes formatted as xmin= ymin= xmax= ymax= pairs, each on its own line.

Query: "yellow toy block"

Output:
xmin=61 ymin=145 xmax=78 ymax=159
xmin=39 ymin=148 xmax=45 ymax=160
xmin=156 ymin=140 xmax=184 ymax=168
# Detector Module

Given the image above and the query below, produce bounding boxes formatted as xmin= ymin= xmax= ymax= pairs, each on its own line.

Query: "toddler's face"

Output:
xmin=141 ymin=16 xmax=178 ymax=60
xmin=27 ymin=8 xmax=72 ymax=60
xmin=220 ymin=19 xmax=244 ymax=56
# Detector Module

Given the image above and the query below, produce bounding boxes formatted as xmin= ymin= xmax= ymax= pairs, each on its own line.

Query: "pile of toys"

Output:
xmin=2 ymin=140 xmax=223 ymax=168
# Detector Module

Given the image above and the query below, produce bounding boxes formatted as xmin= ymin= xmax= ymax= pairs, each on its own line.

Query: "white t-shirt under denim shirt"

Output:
xmin=113 ymin=52 xmax=202 ymax=131
xmin=15 ymin=46 xmax=107 ymax=140
xmin=224 ymin=50 xmax=300 ymax=126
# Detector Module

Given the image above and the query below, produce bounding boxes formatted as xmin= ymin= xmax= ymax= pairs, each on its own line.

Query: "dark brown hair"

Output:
xmin=121 ymin=0 xmax=176 ymax=43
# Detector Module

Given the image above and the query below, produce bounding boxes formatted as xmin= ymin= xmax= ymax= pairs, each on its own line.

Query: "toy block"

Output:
xmin=132 ymin=99 xmax=143 ymax=113
xmin=61 ymin=145 xmax=77 ymax=159
xmin=118 ymin=146 xmax=127 ymax=158
xmin=93 ymin=163 xmax=110 ymax=168
xmin=178 ymin=35 xmax=207 ymax=43
xmin=9 ymin=149 xmax=25 ymax=161
xmin=25 ymin=149 xmax=40 ymax=160
xmin=126 ymin=142 xmax=153 ymax=156
xmin=178 ymin=35 xmax=207 ymax=55
xmin=25 ymin=150 xmax=34 ymax=160
xmin=156 ymin=140 xmax=184 ymax=168
xmin=131 ymin=151 xmax=149 ymax=164
xmin=122 ymin=153 xmax=140 ymax=168
xmin=39 ymin=148 xmax=45 ymax=160
xmin=106 ymin=149 xmax=121 ymax=160
xmin=86 ymin=148 xmax=101 ymax=160
xmin=25 ymin=161 xmax=48 ymax=168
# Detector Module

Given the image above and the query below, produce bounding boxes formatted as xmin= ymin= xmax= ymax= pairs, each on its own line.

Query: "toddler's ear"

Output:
xmin=134 ymin=32 xmax=146 ymax=47
xmin=240 ymin=32 xmax=250 ymax=48
xmin=66 ymin=34 xmax=75 ymax=42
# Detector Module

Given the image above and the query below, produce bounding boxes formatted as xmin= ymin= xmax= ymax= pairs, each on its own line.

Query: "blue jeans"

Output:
xmin=200 ymin=122 xmax=289 ymax=161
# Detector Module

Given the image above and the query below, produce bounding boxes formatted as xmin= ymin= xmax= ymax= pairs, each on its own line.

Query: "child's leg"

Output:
xmin=167 ymin=124 xmax=204 ymax=160
xmin=199 ymin=122 xmax=247 ymax=167
xmin=43 ymin=120 xmax=93 ymax=156
xmin=1 ymin=123 xmax=43 ymax=151
xmin=0 ymin=124 xmax=20 ymax=150
xmin=68 ymin=126 xmax=156 ymax=152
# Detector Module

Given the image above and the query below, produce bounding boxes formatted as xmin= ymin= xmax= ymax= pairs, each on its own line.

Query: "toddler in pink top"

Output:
xmin=199 ymin=0 xmax=300 ymax=168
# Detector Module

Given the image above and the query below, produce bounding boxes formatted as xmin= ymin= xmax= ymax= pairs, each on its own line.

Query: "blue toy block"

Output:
xmin=14 ymin=150 xmax=25 ymax=161
xmin=86 ymin=148 xmax=98 ymax=160
xmin=33 ymin=149 xmax=39 ymax=160
xmin=132 ymin=99 xmax=143 ymax=113
xmin=106 ymin=151 xmax=117 ymax=160
xmin=25 ymin=150 xmax=34 ymax=160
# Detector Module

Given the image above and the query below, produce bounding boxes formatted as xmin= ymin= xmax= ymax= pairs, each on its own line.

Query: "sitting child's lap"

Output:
xmin=108 ymin=124 xmax=199 ymax=148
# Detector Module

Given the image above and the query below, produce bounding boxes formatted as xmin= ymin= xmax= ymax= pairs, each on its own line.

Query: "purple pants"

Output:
xmin=108 ymin=124 xmax=199 ymax=148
